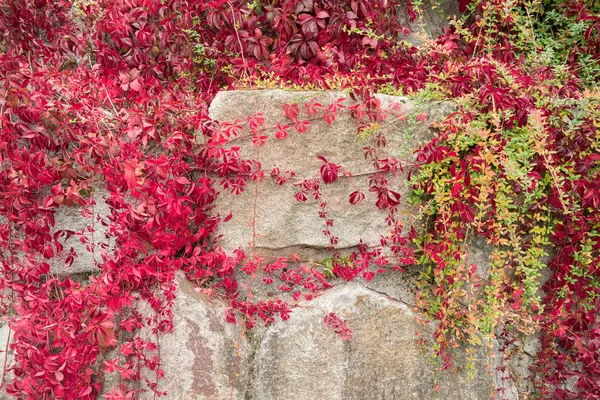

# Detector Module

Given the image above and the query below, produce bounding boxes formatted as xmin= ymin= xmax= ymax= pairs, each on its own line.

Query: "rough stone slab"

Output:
xmin=51 ymin=188 xmax=111 ymax=275
xmin=0 ymin=188 xmax=110 ymax=276
xmin=250 ymin=283 xmax=519 ymax=400
xmin=399 ymin=0 xmax=461 ymax=46
xmin=0 ymin=323 xmax=12 ymax=400
xmin=466 ymin=236 xmax=495 ymax=279
xmin=136 ymin=272 xmax=250 ymax=399
xmin=209 ymin=90 xmax=454 ymax=258
xmin=506 ymin=334 xmax=539 ymax=398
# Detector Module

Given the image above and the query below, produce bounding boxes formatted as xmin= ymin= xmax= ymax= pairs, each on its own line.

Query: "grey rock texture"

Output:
xmin=399 ymin=0 xmax=461 ymax=46
xmin=467 ymin=236 xmax=495 ymax=279
xmin=0 ymin=324 xmax=12 ymax=399
xmin=249 ymin=283 xmax=518 ymax=400
xmin=139 ymin=272 xmax=250 ymax=400
xmin=209 ymin=90 xmax=453 ymax=259
xmin=201 ymin=90 xmax=522 ymax=399
xmin=51 ymin=187 xmax=111 ymax=275
xmin=132 ymin=277 xmax=520 ymax=400
xmin=506 ymin=334 xmax=540 ymax=398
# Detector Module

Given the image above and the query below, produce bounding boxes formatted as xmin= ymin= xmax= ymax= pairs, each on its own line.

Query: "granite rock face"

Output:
xmin=96 ymin=274 xmax=521 ymax=400
xmin=398 ymin=0 xmax=461 ymax=46
xmin=0 ymin=324 xmax=12 ymax=400
xmin=209 ymin=90 xmax=454 ymax=260
xmin=199 ymin=89 xmax=522 ymax=400
xmin=139 ymin=272 xmax=250 ymax=400
xmin=249 ymin=284 xmax=519 ymax=400
xmin=51 ymin=188 xmax=112 ymax=275
xmin=138 ymin=279 xmax=521 ymax=400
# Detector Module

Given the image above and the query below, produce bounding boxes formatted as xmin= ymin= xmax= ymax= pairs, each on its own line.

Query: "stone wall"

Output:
xmin=193 ymin=89 xmax=526 ymax=400
xmin=210 ymin=90 xmax=454 ymax=259
xmin=0 ymin=88 xmax=535 ymax=399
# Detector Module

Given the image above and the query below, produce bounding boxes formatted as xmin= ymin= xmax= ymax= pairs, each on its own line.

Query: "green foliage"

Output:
xmin=185 ymin=24 xmax=218 ymax=72
xmin=454 ymin=0 xmax=600 ymax=88
xmin=530 ymin=1 xmax=600 ymax=87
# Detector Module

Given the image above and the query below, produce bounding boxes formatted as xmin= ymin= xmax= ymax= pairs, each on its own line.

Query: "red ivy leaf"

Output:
xmin=323 ymin=110 xmax=336 ymax=124
xmin=123 ymin=160 xmax=144 ymax=189
xmin=294 ymin=119 xmax=311 ymax=133
xmin=349 ymin=190 xmax=365 ymax=205
xmin=318 ymin=156 xmax=340 ymax=184
xmin=220 ymin=119 xmax=244 ymax=138
xmin=252 ymin=133 xmax=268 ymax=146
xmin=304 ymin=98 xmax=323 ymax=116
xmin=295 ymin=191 xmax=308 ymax=202
xmin=275 ymin=124 xmax=290 ymax=139
xmin=282 ymin=103 xmax=299 ymax=120
xmin=362 ymin=271 xmax=375 ymax=281
xmin=415 ymin=112 xmax=427 ymax=122
xmin=451 ymin=182 xmax=463 ymax=197
xmin=387 ymin=190 xmax=401 ymax=206
xmin=324 ymin=312 xmax=352 ymax=340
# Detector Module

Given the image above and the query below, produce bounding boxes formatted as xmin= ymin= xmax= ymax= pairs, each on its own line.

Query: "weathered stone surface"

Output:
xmin=249 ymin=283 xmax=519 ymax=400
xmin=0 ymin=323 xmax=12 ymax=400
xmin=209 ymin=90 xmax=454 ymax=258
xmin=398 ymin=0 xmax=460 ymax=46
xmin=51 ymin=188 xmax=111 ymax=275
xmin=467 ymin=236 xmax=495 ymax=279
xmin=206 ymin=90 xmax=524 ymax=398
xmin=506 ymin=334 xmax=540 ymax=398
xmin=140 ymin=272 xmax=250 ymax=399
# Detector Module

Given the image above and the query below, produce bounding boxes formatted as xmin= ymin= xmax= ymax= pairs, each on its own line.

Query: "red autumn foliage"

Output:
xmin=0 ymin=0 xmax=599 ymax=398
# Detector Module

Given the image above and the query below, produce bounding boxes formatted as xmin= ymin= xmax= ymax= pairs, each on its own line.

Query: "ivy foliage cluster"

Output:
xmin=411 ymin=1 xmax=600 ymax=398
xmin=0 ymin=0 xmax=599 ymax=399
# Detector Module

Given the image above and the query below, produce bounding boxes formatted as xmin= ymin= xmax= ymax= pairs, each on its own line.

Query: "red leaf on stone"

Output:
xmin=349 ymin=191 xmax=365 ymax=205
xmin=282 ymin=103 xmax=299 ymax=120
xmin=318 ymin=156 xmax=340 ymax=184
xmin=324 ymin=312 xmax=352 ymax=340
xmin=295 ymin=191 xmax=308 ymax=202
xmin=275 ymin=124 xmax=290 ymax=139
xmin=294 ymin=119 xmax=311 ymax=133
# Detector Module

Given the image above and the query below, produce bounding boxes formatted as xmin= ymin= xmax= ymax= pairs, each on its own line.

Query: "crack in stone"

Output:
xmin=359 ymin=282 xmax=414 ymax=308
xmin=241 ymin=328 xmax=268 ymax=400
xmin=254 ymin=244 xmax=359 ymax=252
xmin=521 ymin=349 xmax=536 ymax=358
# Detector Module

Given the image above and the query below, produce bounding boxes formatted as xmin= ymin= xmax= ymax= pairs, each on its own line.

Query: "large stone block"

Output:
xmin=398 ymin=0 xmax=461 ymax=46
xmin=249 ymin=283 xmax=518 ymax=400
xmin=135 ymin=272 xmax=250 ymax=400
xmin=50 ymin=187 xmax=111 ymax=275
xmin=205 ymin=90 xmax=524 ymax=399
xmin=209 ymin=90 xmax=454 ymax=259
